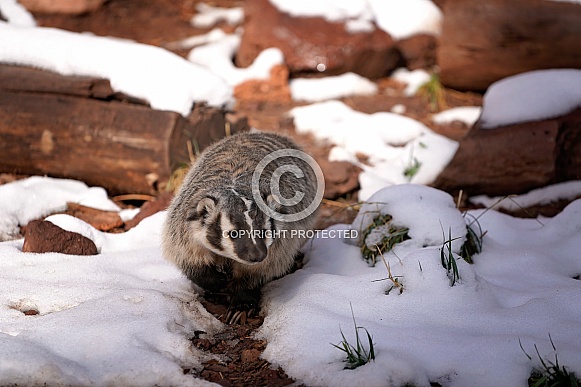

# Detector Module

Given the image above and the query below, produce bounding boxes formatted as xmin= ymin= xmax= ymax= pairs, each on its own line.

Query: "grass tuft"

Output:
xmin=520 ymin=335 xmax=581 ymax=387
xmin=166 ymin=163 xmax=191 ymax=193
xmin=332 ymin=304 xmax=376 ymax=370
xmin=372 ymin=245 xmax=404 ymax=295
xmin=440 ymin=227 xmax=461 ymax=286
xmin=403 ymin=157 xmax=422 ymax=181
xmin=459 ymin=213 xmax=486 ymax=264
xmin=359 ymin=213 xmax=410 ymax=266
xmin=417 ymin=73 xmax=446 ymax=112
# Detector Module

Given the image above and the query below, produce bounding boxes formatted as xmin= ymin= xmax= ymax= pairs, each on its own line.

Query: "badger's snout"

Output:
xmin=246 ymin=242 xmax=268 ymax=263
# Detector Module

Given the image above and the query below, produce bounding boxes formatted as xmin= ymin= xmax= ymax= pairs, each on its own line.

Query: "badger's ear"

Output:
xmin=187 ymin=197 xmax=216 ymax=221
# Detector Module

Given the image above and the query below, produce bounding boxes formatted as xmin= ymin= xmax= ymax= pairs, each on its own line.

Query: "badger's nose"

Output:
xmin=248 ymin=243 xmax=268 ymax=263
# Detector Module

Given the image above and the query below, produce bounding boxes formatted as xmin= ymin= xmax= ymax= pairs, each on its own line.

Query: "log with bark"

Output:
xmin=0 ymin=65 xmax=246 ymax=195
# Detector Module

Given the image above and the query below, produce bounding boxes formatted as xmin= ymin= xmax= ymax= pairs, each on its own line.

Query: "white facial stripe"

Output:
xmin=264 ymin=217 xmax=274 ymax=248
xmin=231 ymin=189 xmax=257 ymax=246
xmin=242 ymin=197 xmax=257 ymax=246
xmin=220 ymin=215 xmax=236 ymax=255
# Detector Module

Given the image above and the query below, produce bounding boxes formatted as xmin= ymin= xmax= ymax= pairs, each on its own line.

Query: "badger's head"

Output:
xmin=186 ymin=189 xmax=277 ymax=265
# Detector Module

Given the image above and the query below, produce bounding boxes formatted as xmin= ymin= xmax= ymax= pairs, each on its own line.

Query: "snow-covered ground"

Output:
xmin=2 ymin=179 xmax=581 ymax=386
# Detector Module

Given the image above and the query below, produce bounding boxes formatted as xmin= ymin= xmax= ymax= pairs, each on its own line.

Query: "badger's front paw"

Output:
xmin=225 ymin=288 xmax=261 ymax=324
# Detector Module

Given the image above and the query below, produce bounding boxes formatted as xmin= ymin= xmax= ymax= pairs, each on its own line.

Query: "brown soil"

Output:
xmin=23 ymin=1 xmax=483 ymax=386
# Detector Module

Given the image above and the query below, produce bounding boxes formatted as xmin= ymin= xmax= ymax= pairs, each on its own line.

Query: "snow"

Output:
xmin=0 ymin=0 xmax=35 ymax=27
xmin=2 ymin=178 xmax=581 ymax=386
xmin=470 ymin=180 xmax=581 ymax=212
xmin=0 ymin=181 xmax=223 ymax=386
xmin=431 ymin=106 xmax=482 ymax=126
xmin=269 ymin=0 xmax=374 ymax=33
xmin=480 ymin=69 xmax=581 ymax=129
xmin=367 ymin=0 xmax=442 ymax=40
xmin=0 ymin=22 xmax=232 ymax=115
xmin=390 ymin=104 xmax=406 ymax=114
xmin=258 ymin=186 xmax=581 ymax=387
xmin=268 ymin=0 xmax=442 ymax=39
xmin=190 ymin=3 xmax=243 ymax=29
xmin=0 ymin=177 xmax=119 ymax=242
xmin=290 ymin=72 xmax=378 ymax=102
xmin=391 ymin=68 xmax=432 ymax=97
xmin=187 ymin=32 xmax=284 ymax=87
xmin=289 ymin=100 xmax=458 ymax=200
xmin=166 ymin=28 xmax=228 ymax=51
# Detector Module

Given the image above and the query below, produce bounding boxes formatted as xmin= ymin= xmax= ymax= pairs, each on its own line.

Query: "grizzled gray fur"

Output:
xmin=162 ymin=132 xmax=319 ymax=312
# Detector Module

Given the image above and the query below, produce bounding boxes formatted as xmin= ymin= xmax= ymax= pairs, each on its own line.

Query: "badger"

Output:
xmin=162 ymin=132 xmax=321 ymax=322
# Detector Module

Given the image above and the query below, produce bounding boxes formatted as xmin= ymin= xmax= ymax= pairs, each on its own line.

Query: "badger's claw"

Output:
xmin=222 ymin=288 xmax=260 ymax=324
xmin=225 ymin=307 xmax=259 ymax=324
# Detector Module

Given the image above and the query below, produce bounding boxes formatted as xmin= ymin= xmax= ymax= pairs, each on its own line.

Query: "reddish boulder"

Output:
xmin=396 ymin=34 xmax=437 ymax=71
xmin=438 ymin=0 xmax=581 ymax=90
xmin=432 ymin=108 xmax=581 ymax=196
xmin=236 ymin=0 xmax=400 ymax=78
xmin=22 ymin=220 xmax=98 ymax=255
xmin=317 ymin=158 xmax=361 ymax=200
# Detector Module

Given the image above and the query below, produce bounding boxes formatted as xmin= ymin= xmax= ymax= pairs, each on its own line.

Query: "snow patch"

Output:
xmin=0 ymin=23 xmax=232 ymax=115
xmin=480 ymin=69 xmax=581 ymax=129
xmin=391 ymin=68 xmax=431 ymax=97
xmin=290 ymin=72 xmax=377 ymax=102
xmin=0 ymin=177 xmax=119 ymax=242
xmin=470 ymin=181 xmax=581 ymax=211
xmin=188 ymin=33 xmax=283 ymax=87
xmin=190 ymin=3 xmax=243 ymax=29
xmin=289 ymin=100 xmax=458 ymax=200
xmin=432 ymin=106 xmax=482 ymax=126
xmin=0 ymin=0 xmax=35 ymax=27
xmin=268 ymin=0 xmax=442 ymax=39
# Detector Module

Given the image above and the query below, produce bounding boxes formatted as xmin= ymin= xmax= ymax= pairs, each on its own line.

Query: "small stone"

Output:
xmin=241 ymin=349 xmax=262 ymax=363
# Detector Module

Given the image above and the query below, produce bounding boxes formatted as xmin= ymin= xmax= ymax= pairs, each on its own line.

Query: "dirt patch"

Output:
xmin=191 ymin=293 xmax=297 ymax=387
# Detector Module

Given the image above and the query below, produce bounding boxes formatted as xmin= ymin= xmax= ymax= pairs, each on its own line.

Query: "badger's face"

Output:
xmin=186 ymin=191 xmax=275 ymax=265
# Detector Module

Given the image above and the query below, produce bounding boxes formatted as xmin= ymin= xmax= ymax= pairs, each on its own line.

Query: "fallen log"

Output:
xmin=0 ymin=65 xmax=246 ymax=195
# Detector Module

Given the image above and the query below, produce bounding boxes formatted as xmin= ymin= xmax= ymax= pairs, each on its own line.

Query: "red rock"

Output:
xmin=316 ymin=158 xmax=361 ymax=200
xmin=234 ymin=65 xmax=291 ymax=105
xmin=432 ymin=108 xmax=581 ymax=196
xmin=396 ymin=34 xmax=437 ymax=71
xmin=438 ymin=0 xmax=581 ymax=90
xmin=124 ymin=192 xmax=173 ymax=231
xmin=22 ymin=220 xmax=98 ymax=255
xmin=66 ymin=202 xmax=123 ymax=231
xmin=236 ymin=0 xmax=400 ymax=79
xmin=19 ymin=0 xmax=105 ymax=15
